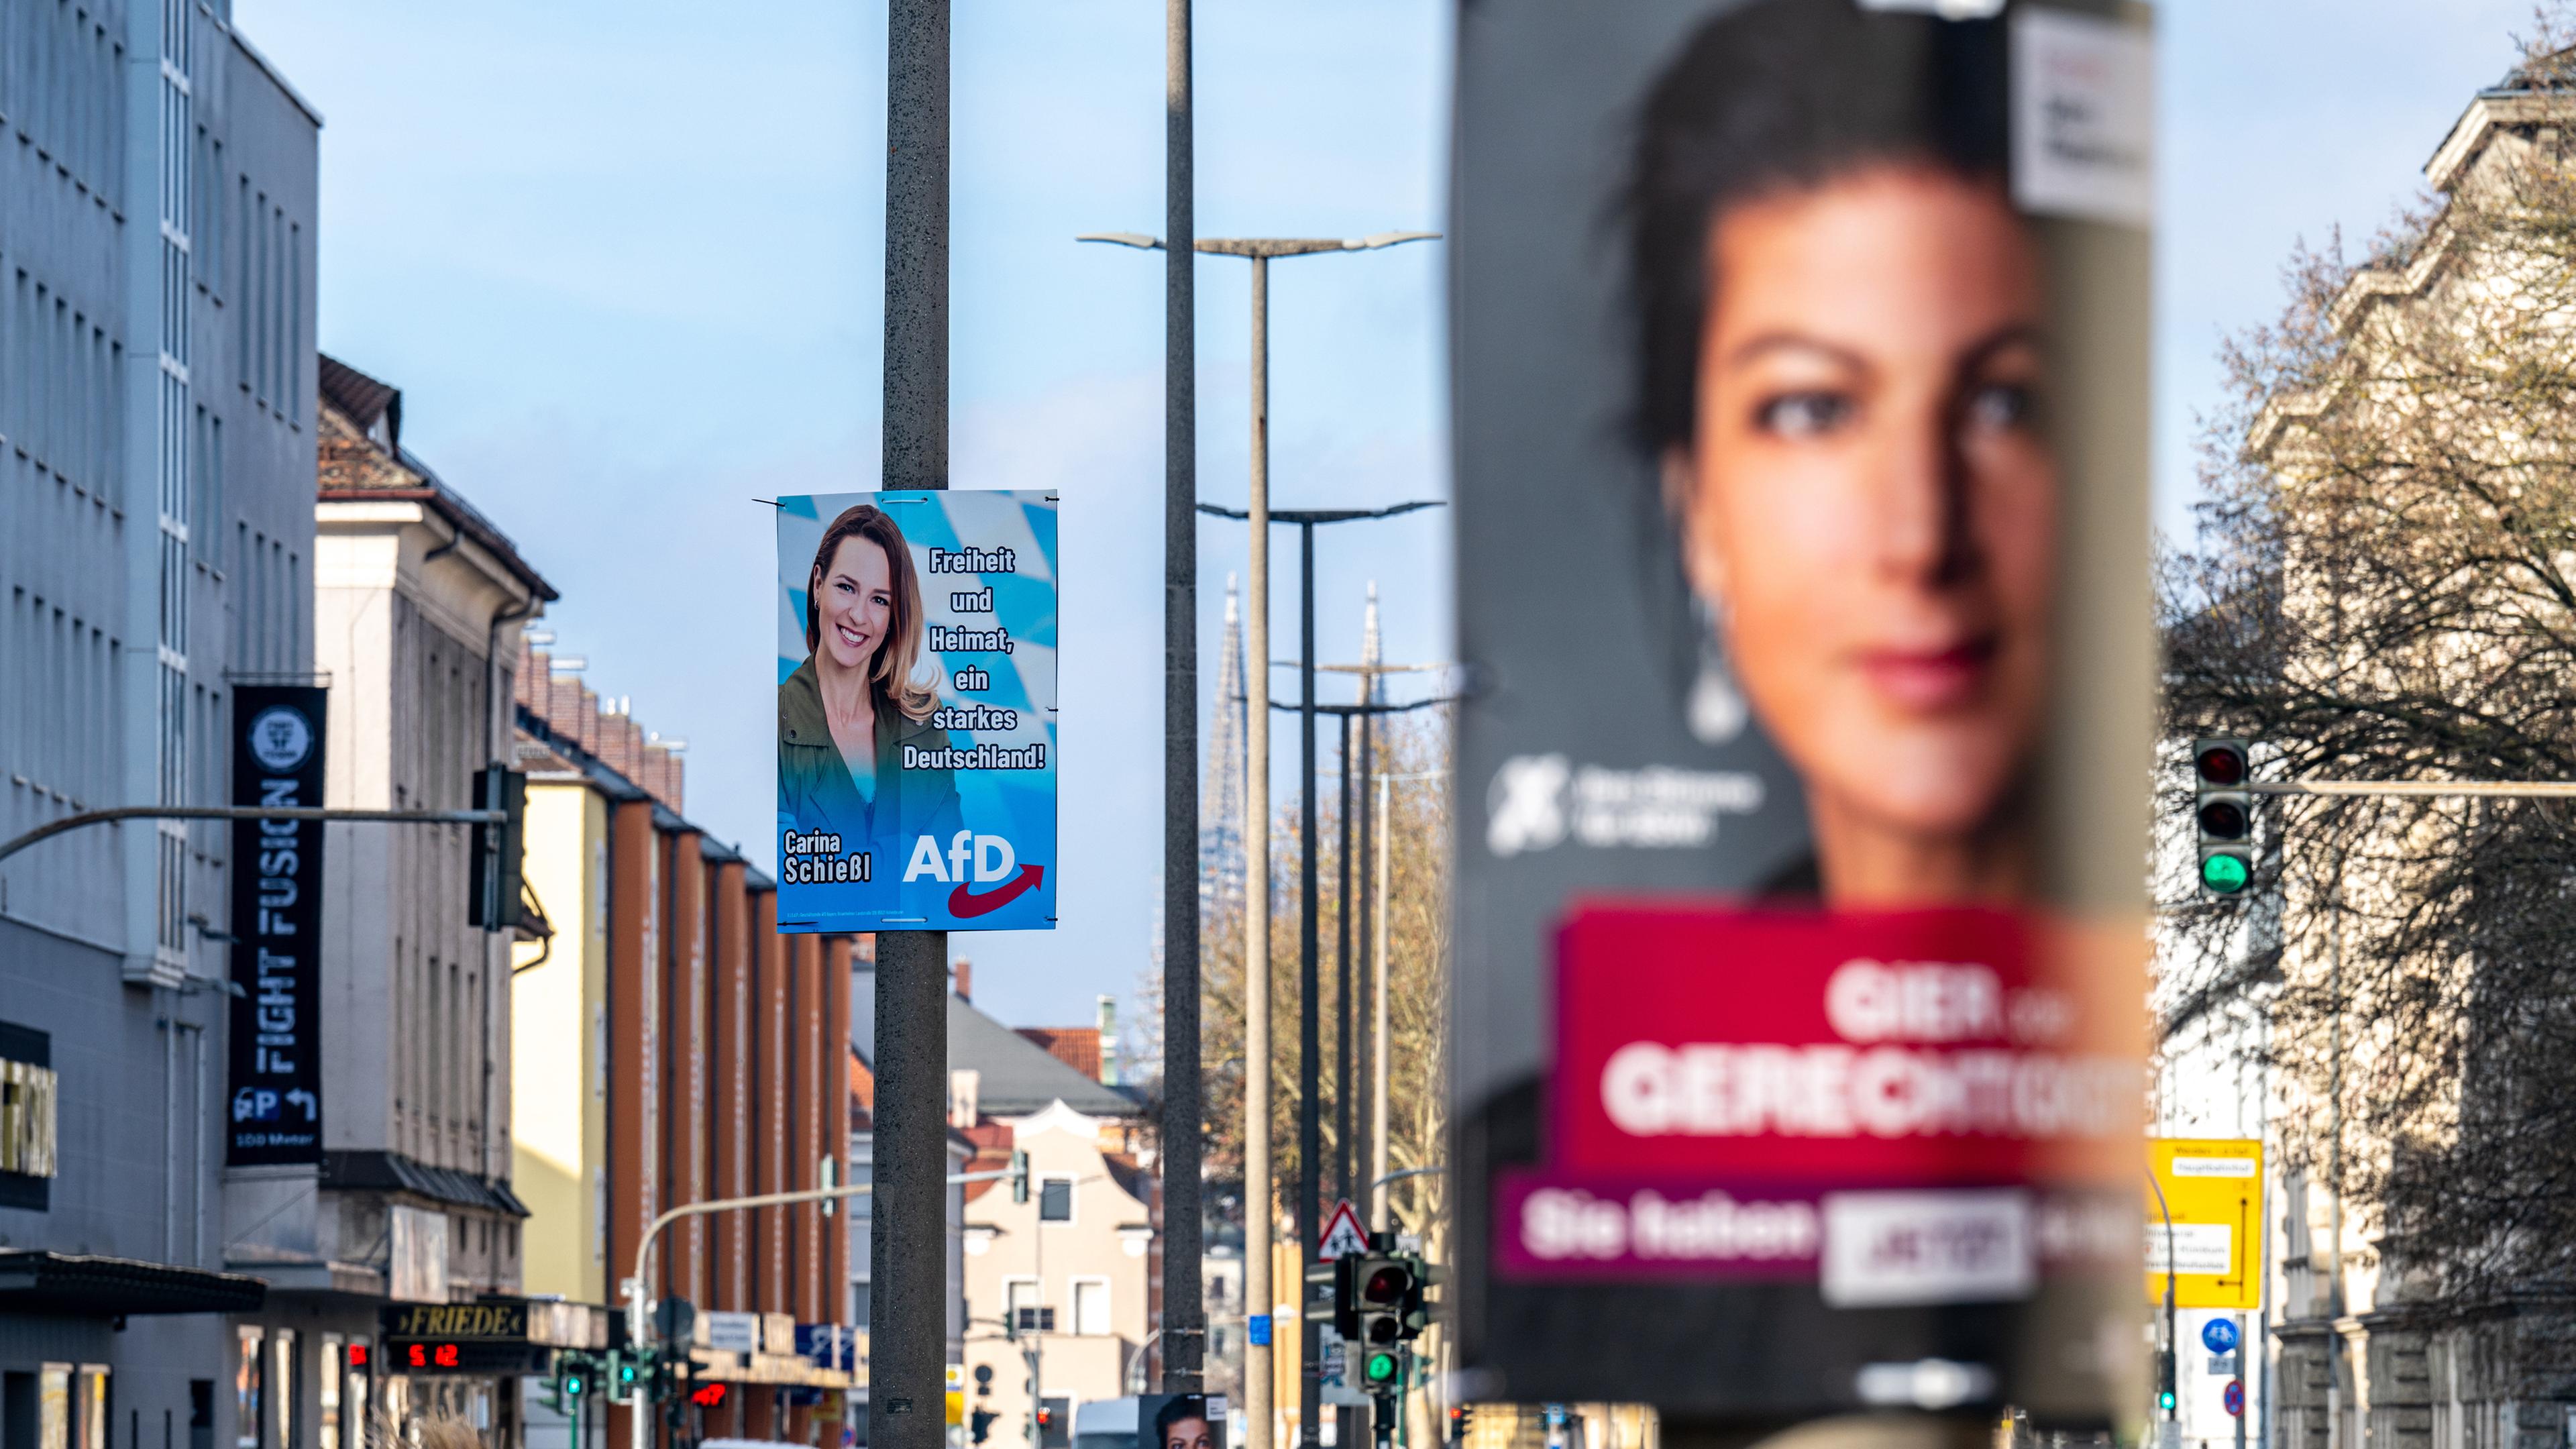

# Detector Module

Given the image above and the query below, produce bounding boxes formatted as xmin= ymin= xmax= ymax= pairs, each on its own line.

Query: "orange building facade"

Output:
xmin=511 ymin=652 xmax=859 ymax=1449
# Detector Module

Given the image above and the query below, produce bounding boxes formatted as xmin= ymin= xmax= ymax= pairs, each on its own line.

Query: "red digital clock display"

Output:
xmin=405 ymin=1344 xmax=463 ymax=1370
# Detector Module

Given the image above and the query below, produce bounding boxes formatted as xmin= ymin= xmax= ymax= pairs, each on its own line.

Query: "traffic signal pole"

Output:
xmin=0 ymin=804 xmax=506 ymax=867
xmin=623 ymin=1166 xmax=1024 ymax=1449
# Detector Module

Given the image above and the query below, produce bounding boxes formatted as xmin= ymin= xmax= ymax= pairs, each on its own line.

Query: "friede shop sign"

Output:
xmin=227 ymin=685 xmax=326 ymax=1165
xmin=1449 ymin=0 xmax=2155 ymax=1424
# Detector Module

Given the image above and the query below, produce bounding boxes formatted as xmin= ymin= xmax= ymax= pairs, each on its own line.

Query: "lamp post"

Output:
xmin=1208 ymin=497 xmax=1441 ymax=1449
xmin=1083 ymin=227 xmax=1436 ymax=1449
xmin=877 ymin=1 xmax=949 ymax=1446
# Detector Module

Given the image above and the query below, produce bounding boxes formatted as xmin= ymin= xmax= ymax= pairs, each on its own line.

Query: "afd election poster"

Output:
xmin=776 ymin=492 xmax=1057 ymax=933
xmin=1450 ymin=0 xmax=2153 ymax=1423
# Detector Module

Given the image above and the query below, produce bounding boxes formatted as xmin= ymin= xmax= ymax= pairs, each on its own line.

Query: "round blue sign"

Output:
xmin=2223 ymin=1380 xmax=2246 ymax=1417
xmin=2202 ymin=1318 xmax=2241 ymax=1354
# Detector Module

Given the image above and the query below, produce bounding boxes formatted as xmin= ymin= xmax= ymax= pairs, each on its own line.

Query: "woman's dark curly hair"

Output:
xmin=1150 ymin=1396 xmax=1210 ymax=1449
xmin=1624 ymin=0 xmax=2013 ymax=457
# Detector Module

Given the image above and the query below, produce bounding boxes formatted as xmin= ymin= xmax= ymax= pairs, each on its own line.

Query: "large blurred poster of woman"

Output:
xmin=1450 ymin=0 xmax=2152 ymax=1422
xmin=775 ymin=491 xmax=1057 ymax=933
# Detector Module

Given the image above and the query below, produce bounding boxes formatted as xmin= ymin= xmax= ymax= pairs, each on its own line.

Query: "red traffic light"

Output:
xmin=2195 ymin=743 xmax=2247 ymax=786
xmin=1362 ymin=1265 xmax=1412 ymax=1304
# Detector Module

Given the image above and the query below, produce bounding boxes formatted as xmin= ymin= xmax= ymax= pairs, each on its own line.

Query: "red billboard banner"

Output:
xmin=1487 ymin=904 xmax=2140 ymax=1308
xmin=1550 ymin=905 xmax=2134 ymax=1181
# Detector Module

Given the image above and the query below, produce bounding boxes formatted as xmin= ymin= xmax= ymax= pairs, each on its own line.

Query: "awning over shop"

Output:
xmin=321 ymin=1150 xmax=529 ymax=1218
xmin=0 ymin=1251 xmax=267 ymax=1316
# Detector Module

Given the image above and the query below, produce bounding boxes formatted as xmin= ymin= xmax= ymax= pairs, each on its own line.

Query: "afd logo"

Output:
xmin=902 ymin=830 xmax=1045 ymax=918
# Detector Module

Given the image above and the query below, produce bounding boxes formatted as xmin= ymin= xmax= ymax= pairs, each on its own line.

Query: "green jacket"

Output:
xmin=776 ymin=658 xmax=961 ymax=860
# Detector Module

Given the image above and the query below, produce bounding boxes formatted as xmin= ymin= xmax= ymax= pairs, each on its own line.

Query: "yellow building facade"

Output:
xmin=510 ymin=770 xmax=613 ymax=1303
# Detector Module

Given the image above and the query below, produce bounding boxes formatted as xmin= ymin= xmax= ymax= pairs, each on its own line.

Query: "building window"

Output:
xmin=233 ymin=1330 xmax=262 ymax=1449
xmin=40 ymin=1364 xmax=70 ymax=1449
xmin=1004 ymin=1279 xmax=1051 ymax=1335
xmin=77 ymin=1368 xmax=105 ymax=1449
xmin=270 ymin=1329 xmax=296 ymax=1449
xmin=1071 ymin=1279 xmax=1109 ymax=1337
xmin=1038 ymin=1176 xmax=1073 ymax=1224
xmin=317 ymin=1338 xmax=340 ymax=1449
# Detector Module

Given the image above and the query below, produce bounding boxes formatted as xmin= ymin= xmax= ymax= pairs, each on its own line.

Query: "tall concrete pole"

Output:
xmin=877 ymin=0 xmax=948 ymax=1444
xmin=1355 ymin=586 xmax=1379 ymax=1228
xmin=1370 ymin=772 xmax=1391 ymax=1232
xmin=1160 ymin=0 xmax=1205 ymax=1396
xmin=1242 ymin=252 xmax=1275 ymax=1449
xmin=1297 ymin=518 xmax=1321 ymax=1449
xmin=1336 ymin=709 xmax=1354 ymax=1205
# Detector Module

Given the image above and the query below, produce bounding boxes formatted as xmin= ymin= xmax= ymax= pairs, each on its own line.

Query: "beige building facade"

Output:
xmin=961 ymin=1098 xmax=1156 ymax=1444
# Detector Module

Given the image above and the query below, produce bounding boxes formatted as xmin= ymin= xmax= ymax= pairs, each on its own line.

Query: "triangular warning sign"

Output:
xmin=1317 ymin=1199 xmax=1370 ymax=1260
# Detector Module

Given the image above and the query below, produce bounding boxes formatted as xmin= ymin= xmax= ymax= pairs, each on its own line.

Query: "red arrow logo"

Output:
xmin=949 ymin=864 xmax=1044 ymax=918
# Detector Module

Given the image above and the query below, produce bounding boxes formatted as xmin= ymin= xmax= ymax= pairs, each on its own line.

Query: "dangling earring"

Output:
xmin=1687 ymin=594 xmax=1748 ymax=744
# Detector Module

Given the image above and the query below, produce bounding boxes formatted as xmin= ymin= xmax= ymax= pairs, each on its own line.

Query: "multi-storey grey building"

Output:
xmin=1 ymin=1 xmax=321 ymax=1445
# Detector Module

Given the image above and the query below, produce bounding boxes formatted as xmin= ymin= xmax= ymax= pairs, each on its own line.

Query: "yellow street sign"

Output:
xmin=2145 ymin=1137 xmax=2263 ymax=1310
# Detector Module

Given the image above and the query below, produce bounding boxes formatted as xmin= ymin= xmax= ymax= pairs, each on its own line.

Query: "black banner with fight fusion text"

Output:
xmin=227 ymin=685 xmax=327 ymax=1165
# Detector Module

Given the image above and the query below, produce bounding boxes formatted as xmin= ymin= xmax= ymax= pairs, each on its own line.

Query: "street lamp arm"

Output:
xmin=0 ymin=805 xmax=506 ymax=869
xmin=1268 ymin=696 xmax=1462 ymax=717
xmin=1369 ymin=1164 xmax=1446 ymax=1193
xmin=1195 ymin=500 xmax=1445 ymax=524
xmin=1083 ymin=231 xmax=1439 ymax=259
xmin=1350 ymin=230 xmax=1442 ymax=250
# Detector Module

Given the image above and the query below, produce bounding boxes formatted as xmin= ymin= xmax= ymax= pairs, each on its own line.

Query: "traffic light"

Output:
xmin=1449 ymin=1406 xmax=1473 ymax=1447
xmin=559 ymin=1354 xmax=594 ymax=1402
xmin=1401 ymin=1257 xmax=1440 ymax=1340
xmin=2156 ymin=1347 xmax=2178 ymax=1413
xmin=469 ymin=763 xmax=527 ymax=928
xmin=610 ymin=1352 xmax=641 ymax=1403
xmin=1010 ymin=1149 xmax=1030 ymax=1204
xmin=2192 ymin=738 xmax=2254 ymax=896
xmin=1346 ymin=1253 xmax=1413 ymax=1392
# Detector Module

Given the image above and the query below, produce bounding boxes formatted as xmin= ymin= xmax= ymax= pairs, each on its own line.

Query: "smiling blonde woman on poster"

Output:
xmin=777 ymin=504 xmax=960 ymax=865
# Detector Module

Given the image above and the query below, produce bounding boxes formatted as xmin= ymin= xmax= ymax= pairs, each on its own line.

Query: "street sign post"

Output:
xmin=2147 ymin=1139 xmax=2265 ymax=1311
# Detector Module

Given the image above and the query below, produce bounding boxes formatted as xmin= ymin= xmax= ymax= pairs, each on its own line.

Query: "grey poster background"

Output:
xmin=1447 ymin=0 xmax=2152 ymax=1417
xmin=1448 ymin=0 xmax=1811 ymax=1131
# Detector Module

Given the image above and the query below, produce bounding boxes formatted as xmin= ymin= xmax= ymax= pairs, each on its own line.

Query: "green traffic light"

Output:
xmin=2159 ymin=1392 xmax=2176 ymax=1411
xmin=566 ymin=1377 xmax=585 ymax=1397
xmin=1365 ymin=1352 xmax=1398 ymax=1384
xmin=2201 ymin=854 xmax=2249 ymax=893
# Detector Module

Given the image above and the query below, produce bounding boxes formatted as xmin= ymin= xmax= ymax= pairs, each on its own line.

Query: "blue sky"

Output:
xmin=237 ymin=0 xmax=2531 ymax=1028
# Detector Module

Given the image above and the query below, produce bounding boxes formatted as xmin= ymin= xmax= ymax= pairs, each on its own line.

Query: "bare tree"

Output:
xmin=1197 ymin=715 xmax=1453 ymax=1245
xmin=2160 ymin=19 xmax=2576 ymax=1374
